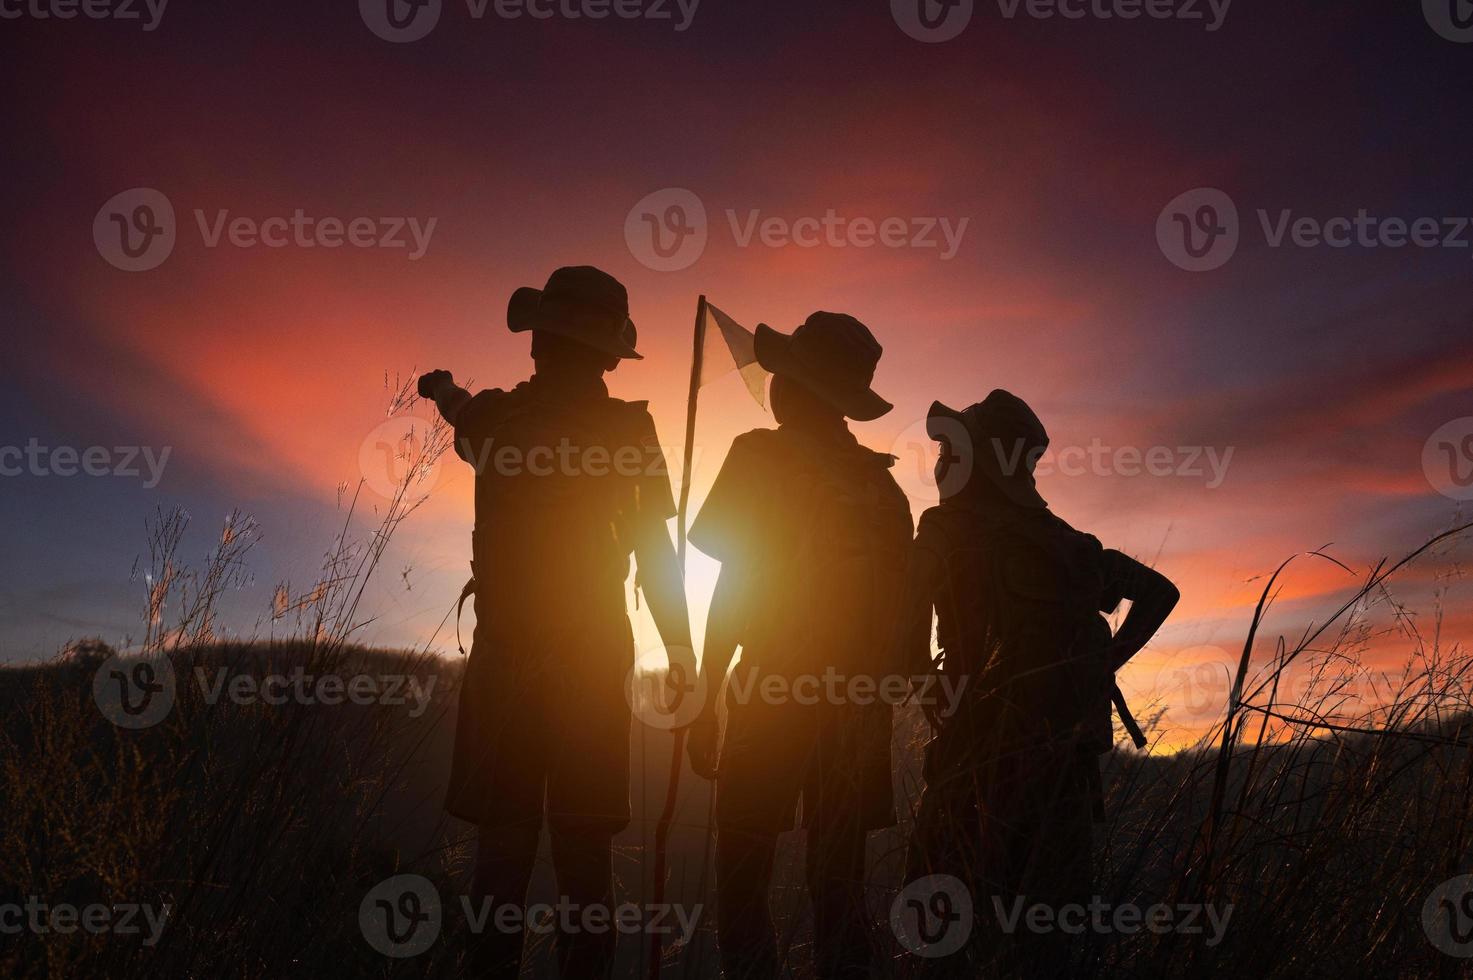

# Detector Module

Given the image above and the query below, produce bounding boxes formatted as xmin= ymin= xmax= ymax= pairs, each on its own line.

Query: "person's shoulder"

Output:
xmin=1042 ymin=509 xmax=1103 ymax=550
xmin=917 ymin=503 xmax=970 ymax=543
xmin=457 ymin=387 xmax=516 ymax=427
xmin=475 ymin=386 xmax=515 ymax=404
xmin=605 ymin=395 xmax=652 ymax=418
xmin=727 ymin=427 xmax=784 ymax=462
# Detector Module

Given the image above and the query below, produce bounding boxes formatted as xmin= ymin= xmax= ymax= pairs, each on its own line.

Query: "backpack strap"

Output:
xmin=455 ymin=566 xmax=476 ymax=656
xmin=1112 ymin=684 xmax=1148 ymax=749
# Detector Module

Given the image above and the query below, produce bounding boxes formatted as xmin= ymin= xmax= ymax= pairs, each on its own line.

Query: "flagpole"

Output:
xmin=677 ymin=294 xmax=707 ymax=565
xmin=649 ymin=294 xmax=706 ymax=980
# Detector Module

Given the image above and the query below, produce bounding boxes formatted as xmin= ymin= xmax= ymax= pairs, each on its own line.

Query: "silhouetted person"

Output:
xmin=896 ymin=391 xmax=1179 ymax=978
xmin=685 ymin=313 xmax=914 ymax=980
xmin=419 ymin=266 xmax=694 ymax=979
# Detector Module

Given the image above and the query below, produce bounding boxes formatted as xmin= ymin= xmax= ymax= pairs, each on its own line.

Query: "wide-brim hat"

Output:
xmin=927 ymin=390 xmax=1049 ymax=509
xmin=753 ymin=312 xmax=892 ymax=422
xmin=507 ymin=265 xmax=642 ymax=360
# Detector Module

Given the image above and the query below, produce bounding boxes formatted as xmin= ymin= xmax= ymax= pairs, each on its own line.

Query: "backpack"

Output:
xmin=456 ymin=385 xmax=648 ymax=647
xmin=743 ymin=428 xmax=913 ymax=680
xmin=935 ymin=507 xmax=1142 ymax=752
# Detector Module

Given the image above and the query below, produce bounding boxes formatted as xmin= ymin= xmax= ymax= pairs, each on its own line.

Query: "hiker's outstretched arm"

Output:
xmin=633 ymin=519 xmax=695 ymax=660
xmin=1102 ymin=550 xmax=1180 ymax=672
xmin=417 ymin=370 xmax=472 ymax=425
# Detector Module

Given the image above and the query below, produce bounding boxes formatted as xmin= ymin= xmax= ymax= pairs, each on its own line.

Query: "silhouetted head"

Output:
xmin=507 ymin=266 xmax=641 ymax=377
xmin=753 ymin=312 xmax=892 ymax=422
xmin=928 ymin=390 xmax=1049 ymax=509
xmin=530 ymin=329 xmax=621 ymax=377
xmin=770 ymin=373 xmax=845 ymax=428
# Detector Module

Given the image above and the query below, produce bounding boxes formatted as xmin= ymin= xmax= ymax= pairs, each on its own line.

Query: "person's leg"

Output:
xmin=472 ymin=820 xmax=541 ymax=978
xmin=805 ymin=810 xmax=869 ymax=980
xmin=715 ymin=823 xmax=781 ymax=980
xmin=548 ymin=824 xmax=616 ymax=980
xmin=903 ymin=735 xmax=986 ymax=980
xmin=1009 ymin=753 xmax=1094 ymax=980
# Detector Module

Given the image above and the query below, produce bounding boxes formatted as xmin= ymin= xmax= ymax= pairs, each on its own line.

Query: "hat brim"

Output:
xmin=507 ymin=286 xmax=643 ymax=360
xmin=926 ymin=400 xmax=1048 ymax=509
xmin=754 ymin=323 xmax=892 ymax=422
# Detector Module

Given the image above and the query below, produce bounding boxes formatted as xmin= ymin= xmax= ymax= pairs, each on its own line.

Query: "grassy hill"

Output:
xmin=3 ymin=636 xmax=1472 ymax=979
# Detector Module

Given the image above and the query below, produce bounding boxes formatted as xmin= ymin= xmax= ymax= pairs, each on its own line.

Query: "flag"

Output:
xmin=698 ymin=302 xmax=768 ymax=407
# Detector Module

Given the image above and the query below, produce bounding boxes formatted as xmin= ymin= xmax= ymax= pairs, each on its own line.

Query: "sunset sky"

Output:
xmin=2 ymin=0 xmax=1470 ymax=746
